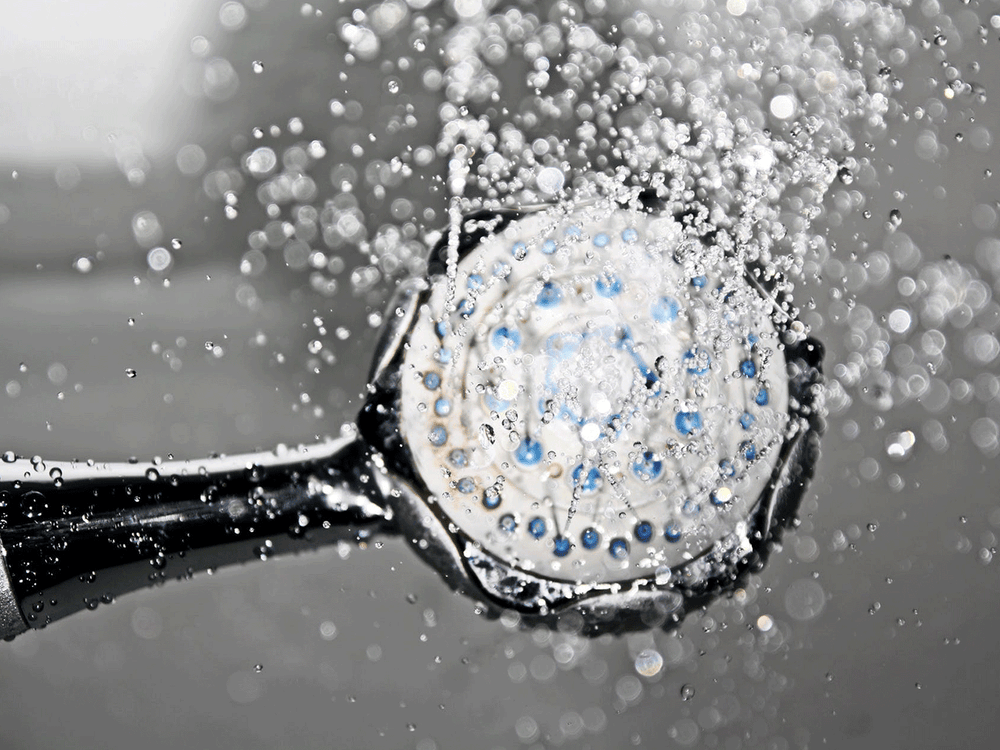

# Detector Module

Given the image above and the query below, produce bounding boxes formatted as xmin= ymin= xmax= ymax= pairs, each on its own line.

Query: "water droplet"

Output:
xmin=654 ymin=566 xmax=672 ymax=586
xmin=536 ymin=166 xmax=565 ymax=195
xmin=634 ymin=649 xmax=663 ymax=677
xmin=251 ymin=60 xmax=264 ymax=74
xmin=147 ymin=247 xmax=173 ymax=273
xmin=246 ymin=147 xmax=277 ymax=179
xmin=784 ymin=578 xmax=826 ymax=621
xmin=769 ymin=94 xmax=797 ymax=120
xmin=886 ymin=430 xmax=916 ymax=461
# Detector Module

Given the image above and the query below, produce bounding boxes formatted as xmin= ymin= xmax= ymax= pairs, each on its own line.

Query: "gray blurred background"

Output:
xmin=0 ymin=1 xmax=999 ymax=749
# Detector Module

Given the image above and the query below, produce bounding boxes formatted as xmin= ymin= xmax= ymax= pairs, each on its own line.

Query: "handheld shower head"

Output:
xmin=0 ymin=195 xmax=822 ymax=639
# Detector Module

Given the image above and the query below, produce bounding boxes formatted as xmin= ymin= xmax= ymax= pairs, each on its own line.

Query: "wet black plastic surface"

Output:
xmin=1 ymin=441 xmax=389 ymax=628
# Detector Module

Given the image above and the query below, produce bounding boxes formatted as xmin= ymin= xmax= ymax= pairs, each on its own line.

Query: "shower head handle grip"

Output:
xmin=0 ymin=438 xmax=390 ymax=638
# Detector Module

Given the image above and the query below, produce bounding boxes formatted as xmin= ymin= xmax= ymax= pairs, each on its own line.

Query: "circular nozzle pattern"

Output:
xmin=400 ymin=200 xmax=792 ymax=586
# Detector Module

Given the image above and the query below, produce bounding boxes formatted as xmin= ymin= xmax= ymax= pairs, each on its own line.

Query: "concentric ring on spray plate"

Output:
xmin=399 ymin=200 xmax=791 ymax=585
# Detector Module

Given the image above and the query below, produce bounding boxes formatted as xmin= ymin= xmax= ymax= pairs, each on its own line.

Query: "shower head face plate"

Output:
xmin=397 ymin=200 xmax=791 ymax=588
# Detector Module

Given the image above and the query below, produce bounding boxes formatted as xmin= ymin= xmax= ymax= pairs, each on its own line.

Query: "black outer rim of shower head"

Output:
xmin=358 ymin=196 xmax=825 ymax=636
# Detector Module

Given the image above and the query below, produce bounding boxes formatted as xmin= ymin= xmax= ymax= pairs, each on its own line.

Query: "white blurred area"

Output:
xmin=0 ymin=0 xmax=203 ymax=169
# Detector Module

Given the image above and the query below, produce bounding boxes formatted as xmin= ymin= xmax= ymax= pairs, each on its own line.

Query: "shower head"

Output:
xmin=0 ymin=194 xmax=823 ymax=639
